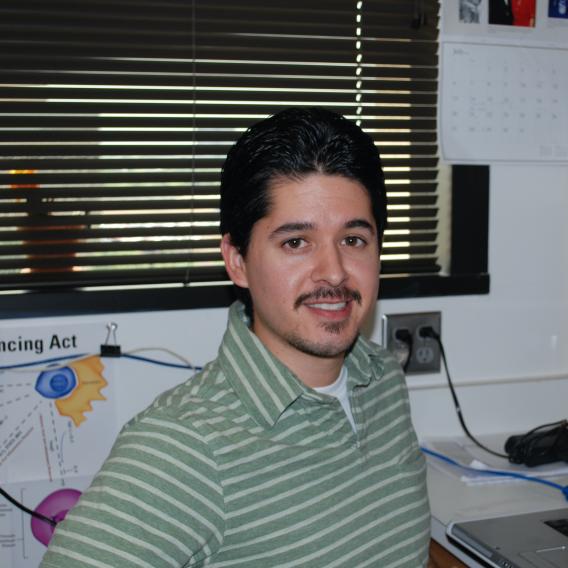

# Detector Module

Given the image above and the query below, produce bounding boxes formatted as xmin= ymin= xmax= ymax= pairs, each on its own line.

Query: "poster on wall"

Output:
xmin=0 ymin=324 xmax=119 ymax=568
xmin=439 ymin=0 xmax=568 ymax=163
xmin=439 ymin=42 xmax=568 ymax=163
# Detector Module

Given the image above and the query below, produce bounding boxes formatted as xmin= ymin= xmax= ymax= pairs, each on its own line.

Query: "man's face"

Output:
xmin=222 ymin=173 xmax=380 ymax=369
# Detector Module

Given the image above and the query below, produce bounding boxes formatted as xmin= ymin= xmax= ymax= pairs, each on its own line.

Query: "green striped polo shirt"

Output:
xmin=41 ymin=302 xmax=430 ymax=568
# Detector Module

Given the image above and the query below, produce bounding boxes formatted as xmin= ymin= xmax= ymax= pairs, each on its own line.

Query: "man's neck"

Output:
xmin=263 ymin=342 xmax=345 ymax=388
xmin=293 ymin=356 xmax=345 ymax=388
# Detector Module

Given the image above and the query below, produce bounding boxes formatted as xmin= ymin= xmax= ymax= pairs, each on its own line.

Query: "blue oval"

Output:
xmin=35 ymin=367 xmax=77 ymax=399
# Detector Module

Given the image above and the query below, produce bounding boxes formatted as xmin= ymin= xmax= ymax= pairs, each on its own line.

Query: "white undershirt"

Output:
xmin=314 ymin=366 xmax=356 ymax=432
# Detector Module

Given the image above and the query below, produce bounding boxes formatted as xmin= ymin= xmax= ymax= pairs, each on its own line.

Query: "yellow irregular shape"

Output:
xmin=55 ymin=356 xmax=107 ymax=427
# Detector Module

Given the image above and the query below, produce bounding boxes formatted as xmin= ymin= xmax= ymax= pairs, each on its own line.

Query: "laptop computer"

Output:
xmin=447 ymin=507 xmax=568 ymax=568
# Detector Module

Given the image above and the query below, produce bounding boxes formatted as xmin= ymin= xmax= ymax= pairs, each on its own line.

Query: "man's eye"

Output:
xmin=343 ymin=235 xmax=366 ymax=247
xmin=283 ymin=238 xmax=306 ymax=249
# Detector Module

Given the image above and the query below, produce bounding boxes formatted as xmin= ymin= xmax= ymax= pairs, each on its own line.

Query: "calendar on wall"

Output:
xmin=439 ymin=0 xmax=568 ymax=163
xmin=439 ymin=42 xmax=568 ymax=163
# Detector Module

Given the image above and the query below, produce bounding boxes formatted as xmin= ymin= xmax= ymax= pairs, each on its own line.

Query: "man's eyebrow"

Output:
xmin=269 ymin=222 xmax=315 ymax=238
xmin=345 ymin=218 xmax=376 ymax=234
xmin=269 ymin=219 xmax=376 ymax=239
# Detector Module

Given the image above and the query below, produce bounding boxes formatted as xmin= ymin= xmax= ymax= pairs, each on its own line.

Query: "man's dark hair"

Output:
xmin=219 ymin=107 xmax=388 ymax=315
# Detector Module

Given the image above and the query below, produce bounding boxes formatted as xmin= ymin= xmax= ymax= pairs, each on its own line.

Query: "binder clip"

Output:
xmin=100 ymin=322 xmax=122 ymax=357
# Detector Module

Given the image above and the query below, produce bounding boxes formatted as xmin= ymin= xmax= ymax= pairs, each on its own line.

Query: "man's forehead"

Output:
xmin=265 ymin=173 xmax=374 ymax=214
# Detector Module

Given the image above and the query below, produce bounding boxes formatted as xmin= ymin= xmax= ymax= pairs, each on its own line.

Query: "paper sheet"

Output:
xmin=424 ymin=436 xmax=568 ymax=485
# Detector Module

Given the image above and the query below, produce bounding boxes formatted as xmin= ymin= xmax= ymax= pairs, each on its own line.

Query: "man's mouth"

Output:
xmin=294 ymin=287 xmax=361 ymax=311
xmin=307 ymin=301 xmax=348 ymax=311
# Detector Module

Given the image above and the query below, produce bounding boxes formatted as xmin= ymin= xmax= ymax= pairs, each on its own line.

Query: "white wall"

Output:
xmin=3 ymin=164 xmax=568 ymax=444
xmin=397 ymin=164 xmax=568 ymax=439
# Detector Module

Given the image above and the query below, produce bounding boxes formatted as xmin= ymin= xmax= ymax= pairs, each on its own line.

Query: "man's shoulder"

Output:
xmin=125 ymin=357 xmax=237 ymax=433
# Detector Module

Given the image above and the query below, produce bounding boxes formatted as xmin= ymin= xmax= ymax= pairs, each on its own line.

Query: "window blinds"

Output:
xmin=0 ymin=0 xmax=440 ymax=294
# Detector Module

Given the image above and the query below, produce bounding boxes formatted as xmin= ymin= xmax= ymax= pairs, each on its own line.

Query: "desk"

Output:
xmin=427 ymin=460 xmax=568 ymax=567
xmin=428 ymin=539 xmax=468 ymax=568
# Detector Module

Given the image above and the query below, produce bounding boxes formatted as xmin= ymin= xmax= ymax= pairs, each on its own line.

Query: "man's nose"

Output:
xmin=310 ymin=243 xmax=348 ymax=287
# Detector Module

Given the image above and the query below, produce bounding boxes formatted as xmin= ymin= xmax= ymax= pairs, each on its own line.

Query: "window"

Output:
xmin=0 ymin=0 xmax=488 ymax=317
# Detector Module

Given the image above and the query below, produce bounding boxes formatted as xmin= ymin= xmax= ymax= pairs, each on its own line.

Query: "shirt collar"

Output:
xmin=218 ymin=301 xmax=386 ymax=427
xmin=218 ymin=302 xmax=304 ymax=428
xmin=345 ymin=333 xmax=386 ymax=388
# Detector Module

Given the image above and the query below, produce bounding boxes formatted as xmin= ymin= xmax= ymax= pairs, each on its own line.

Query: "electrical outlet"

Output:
xmin=381 ymin=312 xmax=441 ymax=374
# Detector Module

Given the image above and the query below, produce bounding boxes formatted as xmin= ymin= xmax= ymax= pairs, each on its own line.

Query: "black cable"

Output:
xmin=517 ymin=419 xmax=567 ymax=440
xmin=421 ymin=327 xmax=509 ymax=459
xmin=0 ymin=486 xmax=57 ymax=527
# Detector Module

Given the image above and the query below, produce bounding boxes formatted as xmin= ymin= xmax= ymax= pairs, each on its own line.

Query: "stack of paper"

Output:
xmin=423 ymin=436 xmax=568 ymax=485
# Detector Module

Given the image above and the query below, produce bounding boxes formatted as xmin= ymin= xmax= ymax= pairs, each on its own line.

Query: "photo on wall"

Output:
xmin=489 ymin=0 xmax=536 ymax=27
xmin=459 ymin=0 xmax=483 ymax=23
xmin=549 ymin=0 xmax=568 ymax=18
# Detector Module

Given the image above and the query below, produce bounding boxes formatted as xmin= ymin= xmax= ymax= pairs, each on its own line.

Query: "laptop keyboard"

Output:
xmin=545 ymin=518 xmax=568 ymax=537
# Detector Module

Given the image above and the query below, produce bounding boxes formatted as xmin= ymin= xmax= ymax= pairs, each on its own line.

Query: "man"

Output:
xmin=41 ymin=108 xmax=430 ymax=567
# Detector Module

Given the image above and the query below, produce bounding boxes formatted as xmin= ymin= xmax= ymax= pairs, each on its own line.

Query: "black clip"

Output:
xmin=100 ymin=322 xmax=121 ymax=357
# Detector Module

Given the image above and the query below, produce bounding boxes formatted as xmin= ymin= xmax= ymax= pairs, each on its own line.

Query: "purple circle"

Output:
xmin=31 ymin=488 xmax=82 ymax=547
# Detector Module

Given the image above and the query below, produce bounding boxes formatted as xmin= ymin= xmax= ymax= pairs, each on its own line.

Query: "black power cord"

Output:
xmin=418 ymin=326 xmax=509 ymax=459
xmin=0 ymin=486 xmax=57 ymax=527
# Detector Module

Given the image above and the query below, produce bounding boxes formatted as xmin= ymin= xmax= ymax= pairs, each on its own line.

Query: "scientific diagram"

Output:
xmin=0 ymin=324 xmax=119 ymax=568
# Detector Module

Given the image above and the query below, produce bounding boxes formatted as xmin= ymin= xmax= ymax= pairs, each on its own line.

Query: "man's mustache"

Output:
xmin=294 ymin=287 xmax=362 ymax=310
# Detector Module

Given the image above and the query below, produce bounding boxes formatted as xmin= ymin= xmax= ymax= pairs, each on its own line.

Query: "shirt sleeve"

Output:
xmin=40 ymin=411 xmax=225 ymax=568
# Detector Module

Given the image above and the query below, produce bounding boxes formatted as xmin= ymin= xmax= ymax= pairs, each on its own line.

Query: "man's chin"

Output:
xmin=286 ymin=332 xmax=358 ymax=359
xmin=321 ymin=320 xmax=350 ymax=335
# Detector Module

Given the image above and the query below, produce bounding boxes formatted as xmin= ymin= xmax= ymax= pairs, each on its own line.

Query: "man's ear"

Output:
xmin=220 ymin=233 xmax=249 ymax=288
